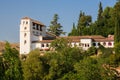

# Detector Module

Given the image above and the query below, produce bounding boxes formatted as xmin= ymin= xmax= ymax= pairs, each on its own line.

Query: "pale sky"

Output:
xmin=0 ymin=0 xmax=116 ymax=42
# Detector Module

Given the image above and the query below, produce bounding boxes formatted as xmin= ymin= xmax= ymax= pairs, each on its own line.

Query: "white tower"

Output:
xmin=20 ymin=17 xmax=46 ymax=54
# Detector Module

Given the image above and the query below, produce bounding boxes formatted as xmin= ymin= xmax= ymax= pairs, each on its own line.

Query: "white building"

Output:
xmin=20 ymin=17 xmax=114 ymax=54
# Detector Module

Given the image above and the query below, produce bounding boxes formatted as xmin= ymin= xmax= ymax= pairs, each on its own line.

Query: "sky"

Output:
xmin=0 ymin=0 xmax=117 ymax=43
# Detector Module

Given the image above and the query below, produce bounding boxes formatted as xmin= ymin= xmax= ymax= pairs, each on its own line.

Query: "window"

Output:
xmin=103 ymin=42 xmax=106 ymax=46
xmin=36 ymin=24 xmax=39 ymax=30
xmin=46 ymin=44 xmax=49 ymax=47
xmin=82 ymin=43 xmax=84 ymax=47
xmin=32 ymin=22 xmax=35 ymax=26
xmin=24 ymin=40 xmax=27 ymax=44
xmin=42 ymin=44 xmax=44 ymax=47
xmin=40 ymin=25 xmax=42 ymax=31
xmin=26 ymin=21 xmax=28 ymax=24
xmin=33 ymin=27 xmax=35 ymax=29
xmin=23 ymin=21 xmax=25 ymax=24
xmin=108 ymin=42 xmax=112 ymax=46
xmin=98 ymin=43 xmax=100 ymax=46
xmin=85 ymin=44 xmax=87 ymax=47
xmin=33 ymin=31 xmax=35 ymax=34
xmin=87 ymin=44 xmax=89 ymax=47
xmin=36 ymin=32 xmax=39 ymax=35
xmin=24 ymin=27 xmax=27 ymax=30
xmin=24 ymin=33 xmax=27 ymax=37
xmin=40 ymin=33 xmax=42 ymax=35
xmin=93 ymin=43 xmax=96 ymax=46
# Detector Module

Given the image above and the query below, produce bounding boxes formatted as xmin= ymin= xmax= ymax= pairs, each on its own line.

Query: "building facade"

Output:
xmin=20 ymin=17 xmax=114 ymax=54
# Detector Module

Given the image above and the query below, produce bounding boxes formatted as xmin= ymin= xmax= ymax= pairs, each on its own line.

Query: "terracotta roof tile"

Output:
xmin=22 ymin=17 xmax=45 ymax=26
xmin=32 ymin=40 xmax=53 ymax=43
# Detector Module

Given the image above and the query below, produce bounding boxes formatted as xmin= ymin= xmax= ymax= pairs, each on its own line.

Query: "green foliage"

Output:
xmin=48 ymin=14 xmax=65 ymax=36
xmin=3 ymin=42 xmax=23 ymax=80
xmin=68 ymin=23 xmax=78 ymax=36
xmin=44 ymin=47 xmax=83 ymax=80
xmin=87 ymin=46 xmax=97 ymax=56
xmin=114 ymin=2 xmax=120 ymax=44
xmin=74 ymin=57 xmax=102 ymax=80
xmin=77 ymin=11 xmax=92 ymax=36
xmin=50 ymin=38 xmax=70 ymax=51
xmin=97 ymin=2 xmax=103 ymax=20
xmin=22 ymin=49 xmax=46 ymax=80
xmin=114 ymin=42 xmax=120 ymax=54
xmin=0 ymin=56 xmax=4 ymax=80
xmin=68 ymin=2 xmax=115 ymax=37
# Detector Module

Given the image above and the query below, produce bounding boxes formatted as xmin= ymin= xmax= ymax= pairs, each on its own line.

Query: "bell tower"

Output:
xmin=20 ymin=17 xmax=31 ymax=54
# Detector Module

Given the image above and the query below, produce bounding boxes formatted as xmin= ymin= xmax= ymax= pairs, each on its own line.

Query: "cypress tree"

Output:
xmin=77 ymin=11 xmax=84 ymax=35
xmin=97 ymin=2 xmax=103 ymax=20
xmin=68 ymin=23 xmax=77 ymax=36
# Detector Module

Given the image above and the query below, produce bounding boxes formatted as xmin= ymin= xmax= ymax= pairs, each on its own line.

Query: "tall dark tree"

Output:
xmin=77 ymin=11 xmax=84 ymax=35
xmin=68 ymin=23 xmax=78 ymax=36
xmin=114 ymin=1 xmax=120 ymax=44
xmin=77 ymin=11 xmax=92 ymax=36
xmin=97 ymin=2 xmax=103 ymax=20
xmin=48 ymin=14 xmax=65 ymax=36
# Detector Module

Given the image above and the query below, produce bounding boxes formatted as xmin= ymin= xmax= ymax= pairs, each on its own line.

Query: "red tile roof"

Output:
xmin=22 ymin=17 xmax=45 ymax=26
xmin=32 ymin=40 xmax=53 ymax=43
xmin=32 ymin=35 xmax=114 ymax=43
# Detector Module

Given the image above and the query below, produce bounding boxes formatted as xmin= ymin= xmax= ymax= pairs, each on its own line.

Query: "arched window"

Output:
xmin=42 ymin=44 xmax=44 ymax=47
xmin=24 ymin=33 xmax=27 ymax=37
xmin=24 ymin=27 xmax=27 ymax=30
xmin=108 ymin=42 xmax=112 ymax=46
xmin=24 ymin=40 xmax=27 ymax=44
xmin=46 ymin=44 xmax=49 ymax=47
xmin=93 ymin=43 xmax=96 ymax=46
xmin=26 ymin=21 xmax=28 ymax=24
xmin=98 ymin=43 xmax=100 ymax=46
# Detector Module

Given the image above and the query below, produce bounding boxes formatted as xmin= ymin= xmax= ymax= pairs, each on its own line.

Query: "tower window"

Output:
xmin=33 ymin=22 xmax=35 ymax=26
xmin=24 ymin=40 xmax=27 ymax=44
xmin=24 ymin=27 xmax=27 ymax=30
xmin=23 ymin=21 xmax=25 ymax=24
xmin=36 ymin=24 xmax=39 ymax=30
xmin=26 ymin=21 xmax=28 ymax=24
xmin=24 ymin=33 xmax=27 ymax=37
xmin=40 ymin=25 xmax=42 ymax=31
xmin=33 ymin=27 xmax=35 ymax=29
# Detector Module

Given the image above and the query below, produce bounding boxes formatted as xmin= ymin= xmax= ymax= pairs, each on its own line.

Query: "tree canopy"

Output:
xmin=48 ymin=14 xmax=65 ymax=36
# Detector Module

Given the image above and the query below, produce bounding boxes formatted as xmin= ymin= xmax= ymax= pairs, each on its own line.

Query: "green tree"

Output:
xmin=68 ymin=23 xmax=78 ymax=36
xmin=87 ymin=46 xmax=97 ymax=56
xmin=114 ymin=42 xmax=120 ymax=54
xmin=0 ymin=56 xmax=4 ymax=80
xmin=97 ymin=2 xmax=103 ymax=20
xmin=44 ymin=47 xmax=83 ymax=80
xmin=48 ymin=14 xmax=65 ymax=36
xmin=77 ymin=11 xmax=92 ymax=35
xmin=74 ymin=57 xmax=102 ymax=80
xmin=22 ymin=49 xmax=46 ymax=80
xmin=3 ymin=42 xmax=23 ymax=80
xmin=113 ymin=1 xmax=120 ymax=44
xmin=50 ymin=38 xmax=70 ymax=51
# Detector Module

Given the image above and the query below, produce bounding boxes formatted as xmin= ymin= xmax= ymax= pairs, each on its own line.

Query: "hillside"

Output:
xmin=0 ymin=41 xmax=19 ymax=53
